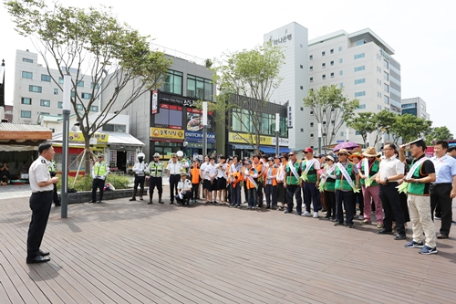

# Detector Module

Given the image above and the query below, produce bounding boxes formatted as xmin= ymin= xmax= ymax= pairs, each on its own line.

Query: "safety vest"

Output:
xmin=301 ymin=159 xmax=317 ymax=183
xmin=148 ymin=162 xmax=164 ymax=177
xmin=407 ymin=159 xmax=430 ymax=196
xmin=48 ymin=159 xmax=56 ymax=173
xmin=94 ymin=161 xmax=107 ymax=176
xmin=264 ymin=166 xmax=278 ymax=186
xmin=360 ymin=159 xmax=380 ymax=186
xmin=190 ymin=167 xmax=200 ymax=184
xmin=286 ymin=161 xmax=301 ymax=185
xmin=246 ymin=168 xmax=258 ymax=190
xmin=335 ymin=162 xmax=356 ymax=191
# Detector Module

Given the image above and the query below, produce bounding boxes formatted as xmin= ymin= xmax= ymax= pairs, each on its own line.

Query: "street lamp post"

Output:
xmin=318 ymin=123 xmax=322 ymax=155
xmin=275 ymin=113 xmax=279 ymax=156
xmin=202 ymin=101 xmax=207 ymax=157
xmin=61 ymin=75 xmax=71 ymax=218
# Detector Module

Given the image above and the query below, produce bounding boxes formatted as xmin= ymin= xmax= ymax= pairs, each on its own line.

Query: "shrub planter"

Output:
xmin=58 ymin=188 xmax=149 ymax=204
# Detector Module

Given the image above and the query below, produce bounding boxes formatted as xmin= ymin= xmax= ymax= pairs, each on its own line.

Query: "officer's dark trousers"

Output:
xmin=264 ymin=184 xmax=277 ymax=208
xmin=92 ymin=178 xmax=105 ymax=202
xmin=380 ymin=182 xmax=405 ymax=235
xmin=52 ymin=183 xmax=60 ymax=204
xmin=27 ymin=191 xmax=53 ymax=258
xmin=149 ymin=177 xmax=163 ymax=195
xmin=134 ymin=175 xmax=145 ymax=191
xmin=335 ymin=190 xmax=354 ymax=225
xmin=303 ymin=182 xmax=320 ymax=212
xmin=230 ymin=183 xmax=241 ymax=206
xmin=169 ymin=174 xmax=180 ymax=202
xmin=286 ymin=185 xmax=302 ymax=214
xmin=431 ymin=183 xmax=453 ymax=236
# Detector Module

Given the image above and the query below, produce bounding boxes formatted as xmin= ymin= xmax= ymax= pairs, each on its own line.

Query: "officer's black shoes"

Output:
xmin=89 ymin=201 xmax=96 ymax=203
xmin=148 ymin=201 xmax=153 ymax=205
xmin=129 ymin=198 xmax=136 ymax=201
xmin=27 ymin=255 xmax=50 ymax=264
xmin=140 ymin=197 xmax=144 ymax=201
xmin=39 ymin=249 xmax=50 ymax=256
xmin=54 ymin=203 xmax=61 ymax=207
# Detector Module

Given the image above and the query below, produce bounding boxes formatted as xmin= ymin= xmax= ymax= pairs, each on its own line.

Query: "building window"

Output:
xmin=332 ymin=120 xmax=335 ymax=124
xmin=41 ymin=74 xmax=51 ymax=82
xmin=322 ymin=51 xmax=326 ymax=56
xmin=22 ymin=58 xmax=33 ymax=63
xmin=71 ymin=91 xmax=76 ymax=98
xmin=354 ymin=53 xmax=365 ymax=59
xmin=310 ymin=122 xmax=314 ymax=127
xmin=22 ymin=71 xmax=33 ymax=79
xmin=330 ymin=49 xmax=334 ymax=54
xmin=310 ymin=66 xmax=313 ymax=71
xmin=330 ymin=72 xmax=334 ymax=78
xmin=54 ymin=88 xmax=58 ymax=95
xmin=378 ymin=105 xmax=382 ymax=110
xmin=377 ymin=79 xmax=381 ymax=85
xmin=310 ymin=134 xmax=314 ymax=138
xmin=384 ymin=83 xmax=389 ymax=93
xmin=76 ymin=104 xmax=83 ymax=110
xmin=77 ymin=81 xmax=84 ymax=87
xmin=330 ymin=60 xmax=334 ymax=66
xmin=59 ymin=77 xmax=64 ymax=84
xmin=90 ymin=106 xmax=99 ymax=112
xmin=377 ymin=67 xmax=381 ymax=73
xmin=309 ymin=55 xmax=313 ymax=60
xmin=29 ymin=85 xmax=42 ymax=93
xmin=377 ymin=54 xmax=381 ymax=60
xmin=339 ymin=71 xmax=343 ymax=76
xmin=384 ymin=71 xmax=389 ymax=81
xmin=91 ymin=83 xmax=100 ymax=89
xmin=356 ymin=104 xmax=366 ymax=110
xmin=340 ymin=83 xmax=343 ymax=87
xmin=81 ymin=92 xmax=92 ymax=99
xmin=384 ymin=96 xmax=390 ymax=105
xmin=161 ymin=70 xmax=183 ymax=95
xmin=355 ymin=131 xmax=361 ymax=135
xmin=310 ymin=77 xmax=313 ymax=82
xmin=21 ymin=97 xmax=31 ymax=105
xmin=21 ymin=110 xmax=32 ymax=118
xmin=322 ymin=63 xmax=326 ymax=68
xmin=341 ymin=131 xmax=344 ymax=136
xmin=354 ymin=78 xmax=366 ymax=85
xmin=310 ymin=88 xmax=314 ymax=92
xmin=58 ymin=101 xmax=63 ymax=108
xmin=354 ymin=66 xmax=365 ymax=72
xmin=300 ymin=65 xmax=303 ymax=69
xmin=300 ymin=86 xmax=303 ymax=90
xmin=339 ymin=47 xmax=342 ymax=51
xmin=322 ymin=74 xmax=326 ymax=80
xmin=187 ymin=75 xmax=213 ymax=101
xmin=339 ymin=58 xmax=343 ymax=64
xmin=377 ymin=92 xmax=382 ymax=98
xmin=355 ymin=91 xmax=366 ymax=97
xmin=310 ymin=111 xmax=314 ymax=116
xmin=355 ymin=40 xmax=366 ymax=46
xmin=40 ymin=99 xmax=50 ymax=107
xmin=383 ymin=59 xmax=389 ymax=69
xmin=102 ymin=124 xmax=126 ymax=132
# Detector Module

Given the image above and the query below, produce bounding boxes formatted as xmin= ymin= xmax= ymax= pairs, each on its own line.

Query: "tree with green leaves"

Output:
xmin=425 ymin=126 xmax=454 ymax=145
xmin=371 ymin=110 xmax=398 ymax=146
xmin=6 ymin=0 xmax=172 ymax=174
xmin=346 ymin=112 xmax=376 ymax=147
xmin=303 ymin=85 xmax=359 ymax=149
xmin=389 ymin=114 xmax=432 ymax=144
xmin=207 ymin=43 xmax=285 ymax=153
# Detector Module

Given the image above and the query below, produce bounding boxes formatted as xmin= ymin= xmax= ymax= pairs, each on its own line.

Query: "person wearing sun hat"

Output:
xmin=334 ymin=148 xmax=359 ymax=228
xmin=359 ymin=147 xmax=383 ymax=227
xmin=321 ymin=155 xmax=337 ymax=221
xmin=301 ymin=147 xmax=321 ymax=218
xmin=349 ymin=151 xmax=365 ymax=220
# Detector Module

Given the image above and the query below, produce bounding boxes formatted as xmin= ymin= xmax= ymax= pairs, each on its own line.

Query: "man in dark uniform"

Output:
xmin=27 ymin=142 xmax=59 ymax=264
xmin=48 ymin=159 xmax=61 ymax=206
xmin=91 ymin=154 xmax=110 ymax=203
xmin=146 ymin=152 xmax=164 ymax=204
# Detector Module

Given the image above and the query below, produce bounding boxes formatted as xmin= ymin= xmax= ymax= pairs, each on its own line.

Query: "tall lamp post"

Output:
xmin=275 ymin=113 xmax=280 ymax=156
xmin=318 ymin=123 xmax=322 ymax=155
xmin=202 ymin=101 xmax=207 ymax=157
xmin=61 ymin=75 xmax=71 ymax=218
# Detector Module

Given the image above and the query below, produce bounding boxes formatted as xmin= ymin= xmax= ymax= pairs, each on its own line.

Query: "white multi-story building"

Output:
xmin=307 ymin=29 xmax=401 ymax=149
xmin=401 ymin=97 xmax=430 ymax=120
xmin=12 ymin=49 xmax=99 ymax=124
xmin=264 ymin=22 xmax=309 ymax=150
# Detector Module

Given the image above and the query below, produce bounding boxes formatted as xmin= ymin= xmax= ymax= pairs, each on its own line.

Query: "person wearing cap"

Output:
xmin=349 ymin=152 xmax=365 ymax=220
xmin=244 ymin=160 xmax=259 ymax=209
xmin=130 ymin=152 xmax=147 ymax=202
xmin=146 ymin=152 xmax=165 ymax=204
xmin=176 ymin=172 xmax=193 ymax=206
xmin=429 ymin=141 xmax=456 ymax=239
xmin=91 ymin=154 xmax=110 ymax=203
xmin=334 ymin=149 xmax=359 ymax=228
xmin=275 ymin=155 xmax=286 ymax=210
xmin=216 ymin=155 xmax=228 ymax=205
xmin=359 ymin=147 xmax=383 ymax=227
xmin=176 ymin=151 xmax=189 ymax=173
xmin=252 ymin=155 xmax=265 ymax=208
xmin=189 ymin=159 xmax=201 ymax=203
xmin=318 ymin=154 xmax=327 ymax=212
xmin=301 ymin=147 xmax=321 ymax=218
xmin=228 ymin=156 xmax=243 ymax=208
xmin=321 ymin=155 xmax=337 ymax=220
xmin=200 ymin=155 xmax=210 ymax=200
xmin=284 ymin=151 xmax=303 ymax=215
xmin=399 ymin=140 xmax=437 ymax=254
xmin=264 ymin=157 xmax=278 ymax=209
xmin=167 ymin=153 xmax=183 ymax=204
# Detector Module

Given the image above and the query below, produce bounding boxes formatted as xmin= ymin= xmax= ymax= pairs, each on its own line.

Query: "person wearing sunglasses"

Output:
xmin=146 ymin=152 xmax=165 ymax=204
xmin=284 ymin=151 xmax=303 ymax=215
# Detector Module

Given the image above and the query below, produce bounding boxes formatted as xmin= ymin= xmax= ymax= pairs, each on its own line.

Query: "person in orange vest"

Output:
xmin=228 ymin=155 xmax=243 ymax=208
xmin=253 ymin=155 xmax=265 ymax=208
xmin=244 ymin=160 xmax=259 ymax=209
xmin=264 ymin=157 xmax=278 ymax=209
xmin=189 ymin=159 xmax=201 ymax=203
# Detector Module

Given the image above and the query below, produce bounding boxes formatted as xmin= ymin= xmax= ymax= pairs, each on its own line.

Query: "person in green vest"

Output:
xmin=321 ymin=155 xmax=336 ymax=221
xmin=301 ymin=147 xmax=321 ymax=218
xmin=359 ymin=147 xmax=382 ymax=227
xmin=334 ymin=149 xmax=359 ymax=228
xmin=399 ymin=139 xmax=437 ymax=255
xmin=349 ymin=152 xmax=364 ymax=220
xmin=48 ymin=159 xmax=61 ymax=206
xmin=91 ymin=154 xmax=110 ymax=203
xmin=145 ymin=152 xmax=165 ymax=204
xmin=283 ymin=150 xmax=303 ymax=215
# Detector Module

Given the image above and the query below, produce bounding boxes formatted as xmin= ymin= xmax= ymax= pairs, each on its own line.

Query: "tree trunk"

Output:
xmin=84 ymin=135 xmax=92 ymax=177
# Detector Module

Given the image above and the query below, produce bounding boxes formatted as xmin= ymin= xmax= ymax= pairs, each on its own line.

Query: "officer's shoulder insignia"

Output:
xmin=41 ymin=159 xmax=46 ymax=164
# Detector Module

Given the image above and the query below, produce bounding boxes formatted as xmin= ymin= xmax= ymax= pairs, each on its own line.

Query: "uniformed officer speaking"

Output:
xmin=146 ymin=152 xmax=164 ymax=204
xmin=26 ymin=142 xmax=59 ymax=264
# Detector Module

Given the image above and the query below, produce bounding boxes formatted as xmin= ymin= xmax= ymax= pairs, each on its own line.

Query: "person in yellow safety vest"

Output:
xmin=48 ymin=159 xmax=61 ymax=206
xmin=91 ymin=154 xmax=110 ymax=203
xmin=145 ymin=152 xmax=165 ymax=204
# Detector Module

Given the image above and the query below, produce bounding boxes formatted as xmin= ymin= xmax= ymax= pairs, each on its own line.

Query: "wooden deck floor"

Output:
xmin=1 ymin=193 xmax=455 ymax=304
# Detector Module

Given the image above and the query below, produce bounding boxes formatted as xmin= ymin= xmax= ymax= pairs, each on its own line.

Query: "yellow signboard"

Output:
xmin=150 ymin=127 xmax=185 ymax=139
xmin=69 ymin=132 xmax=109 ymax=143
xmin=228 ymin=132 xmax=273 ymax=145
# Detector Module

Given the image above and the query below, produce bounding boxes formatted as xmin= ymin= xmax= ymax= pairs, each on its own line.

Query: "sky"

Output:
xmin=1 ymin=0 xmax=455 ymax=135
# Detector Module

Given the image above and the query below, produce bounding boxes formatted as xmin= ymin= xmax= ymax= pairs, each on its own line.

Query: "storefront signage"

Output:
xmin=229 ymin=132 xmax=273 ymax=145
xmin=185 ymin=131 xmax=215 ymax=143
xmin=69 ymin=132 xmax=109 ymax=143
xmin=159 ymin=92 xmax=199 ymax=108
xmin=150 ymin=127 xmax=185 ymax=139
xmin=287 ymin=106 xmax=293 ymax=128
xmin=272 ymin=137 xmax=289 ymax=147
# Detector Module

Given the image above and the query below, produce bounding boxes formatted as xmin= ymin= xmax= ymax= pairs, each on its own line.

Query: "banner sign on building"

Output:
xmin=186 ymin=108 xmax=214 ymax=133
xmin=229 ymin=132 xmax=273 ymax=145
xmin=150 ymin=127 xmax=185 ymax=139
xmin=287 ymin=106 xmax=293 ymax=128
xmin=185 ymin=131 xmax=215 ymax=143
xmin=151 ymin=90 xmax=159 ymax=114
xmin=69 ymin=132 xmax=109 ymax=143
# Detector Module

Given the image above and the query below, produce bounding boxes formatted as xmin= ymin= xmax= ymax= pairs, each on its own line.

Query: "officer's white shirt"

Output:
xmin=166 ymin=161 xmax=183 ymax=175
xmin=177 ymin=179 xmax=192 ymax=192
xmin=133 ymin=161 xmax=147 ymax=176
xmin=204 ymin=163 xmax=217 ymax=180
xmin=29 ymin=156 xmax=53 ymax=192
xmin=216 ymin=163 xmax=227 ymax=178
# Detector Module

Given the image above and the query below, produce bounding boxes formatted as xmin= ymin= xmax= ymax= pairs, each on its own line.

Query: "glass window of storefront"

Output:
xmin=160 ymin=70 xmax=183 ymax=95
xmin=187 ymin=75 xmax=213 ymax=101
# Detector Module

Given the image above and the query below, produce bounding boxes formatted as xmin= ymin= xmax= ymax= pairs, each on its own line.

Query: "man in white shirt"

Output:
xmin=167 ymin=153 xmax=183 ymax=204
xmin=200 ymin=155 xmax=210 ymax=201
xmin=216 ymin=155 xmax=227 ymax=204
xmin=203 ymin=156 xmax=218 ymax=204
xmin=176 ymin=172 xmax=193 ymax=206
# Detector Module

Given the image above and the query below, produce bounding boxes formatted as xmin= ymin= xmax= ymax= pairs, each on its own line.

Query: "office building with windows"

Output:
xmin=12 ymin=49 xmax=99 ymax=124
xmin=401 ymin=97 xmax=430 ymax=120
xmin=307 ymin=28 xmax=401 ymax=149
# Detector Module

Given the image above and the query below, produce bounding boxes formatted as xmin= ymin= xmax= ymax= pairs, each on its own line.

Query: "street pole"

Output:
xmin=61 ymin=75 xmax=71 ymax=218
xmin=345 ymin=127 xmax=349 ymax=142
xmin=318 ymin=123 xmax=322 ymax=155
xmin=202 ymin=101 xmax=207 ymax=157
xmin=275 ymin=113 xmax=279 ymax=156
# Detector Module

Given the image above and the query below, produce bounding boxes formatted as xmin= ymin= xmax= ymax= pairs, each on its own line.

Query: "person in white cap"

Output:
xmin=146 ymin=152 xmax=164 ymax=204
xmin=130 ymin=152 xmax=147 ymax=201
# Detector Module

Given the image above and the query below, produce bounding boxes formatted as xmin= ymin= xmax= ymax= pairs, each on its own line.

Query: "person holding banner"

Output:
xmin=244 ymin=160 xmax=259 ymax=210
xmin=301 ymin=147 xmax=321 ymax=218
xmin=359 ymin=147 xmax=383 ymax=227
xmin=284 ymin=151 xmax=303 ymax=215
xmin=334 ymin=149 xmax=359 ymax=228
xmin=321 ymin=155 xmax=337 ymax=221
xmin=399 ymin=140 xmax=437 ymax=254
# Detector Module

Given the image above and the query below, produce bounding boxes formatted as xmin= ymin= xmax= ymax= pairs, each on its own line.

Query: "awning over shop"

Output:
xmin=259 ymin=146 xmax=291 ymax=154
xmin=0 ymin=123 xmax=52 ymax=149
xmin=53 ymin=131 xmax=144 ymax=148
xmin=231 ymin=144 xmax=254 ymax=150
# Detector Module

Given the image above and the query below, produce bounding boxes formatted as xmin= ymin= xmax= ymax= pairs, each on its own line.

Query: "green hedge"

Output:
xmin=56 ymin=174 xmax=131 ymax=191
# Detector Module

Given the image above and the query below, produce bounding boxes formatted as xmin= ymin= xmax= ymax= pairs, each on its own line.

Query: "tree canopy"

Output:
xmin=425 ymin=126 xmax=454 ymax=145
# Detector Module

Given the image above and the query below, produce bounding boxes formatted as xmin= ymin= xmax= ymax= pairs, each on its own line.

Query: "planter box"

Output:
xmin=58 ymin=188 xmax=149 ymax=204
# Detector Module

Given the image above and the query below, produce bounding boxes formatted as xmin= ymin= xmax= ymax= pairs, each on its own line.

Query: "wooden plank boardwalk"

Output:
xmin=1 ymin=192 xmax=455 ymax=303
